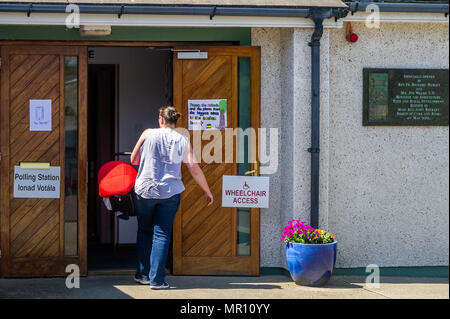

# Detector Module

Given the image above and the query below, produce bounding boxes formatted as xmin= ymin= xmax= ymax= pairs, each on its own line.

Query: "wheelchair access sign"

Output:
xmin=222 ymin=175 xmax=270 ymax=208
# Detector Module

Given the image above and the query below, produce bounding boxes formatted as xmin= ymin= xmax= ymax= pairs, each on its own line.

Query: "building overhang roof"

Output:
xmin=0 ymin=0 xmax=348 ymax=8
xmin=0 ymin=1 xmax=447 ymax=27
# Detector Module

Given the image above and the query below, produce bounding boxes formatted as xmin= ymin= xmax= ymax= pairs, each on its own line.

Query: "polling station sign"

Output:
xmin=13 ymin=166 xmax=61 ymax=198
xmin=222 ymin=175 xmax=270 ymax=208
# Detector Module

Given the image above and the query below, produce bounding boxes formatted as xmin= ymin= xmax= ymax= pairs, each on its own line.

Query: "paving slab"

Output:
xmin=0 ymin=275 xmax=448 ymax=299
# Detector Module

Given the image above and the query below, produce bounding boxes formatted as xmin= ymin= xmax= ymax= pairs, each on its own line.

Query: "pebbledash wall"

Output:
xmin=253 ymin=21 xmax=449 ymax=270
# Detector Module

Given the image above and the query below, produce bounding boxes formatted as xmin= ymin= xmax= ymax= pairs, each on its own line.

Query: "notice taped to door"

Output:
xmin=13 ymin=166 xmax=61 ymax=198
xmin=188 ymin=99 xmax=227 ymax=130
xmin=222 ymin=175 xmax=269 ymax=208
xmin=29 ymin=99 xmax=52 ymax=131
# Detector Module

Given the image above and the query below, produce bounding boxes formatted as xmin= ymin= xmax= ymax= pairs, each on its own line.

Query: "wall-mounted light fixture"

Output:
xmin=79 ymin=25 xmax=111 ymax=37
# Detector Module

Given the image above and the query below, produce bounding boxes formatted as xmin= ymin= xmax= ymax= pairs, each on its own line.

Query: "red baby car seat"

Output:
xmin=98 ymin=160 xmax=137 ymax=218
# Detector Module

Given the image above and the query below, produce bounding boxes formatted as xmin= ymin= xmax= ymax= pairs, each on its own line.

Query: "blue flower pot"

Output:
xmin=285 ymin=241 xmax=337 ymax=287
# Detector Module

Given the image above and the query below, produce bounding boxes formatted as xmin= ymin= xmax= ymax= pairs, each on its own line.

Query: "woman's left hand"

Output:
xmin=204 ymin=191 xmax=214 ymax=207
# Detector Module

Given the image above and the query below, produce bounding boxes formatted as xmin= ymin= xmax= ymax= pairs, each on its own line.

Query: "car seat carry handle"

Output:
xmin=113 ymin=151 xmax=132 ymax=157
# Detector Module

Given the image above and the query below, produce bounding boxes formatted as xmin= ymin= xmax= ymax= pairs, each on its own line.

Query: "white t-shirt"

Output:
xmin=134 ymin=128 xmax=189 ymax=199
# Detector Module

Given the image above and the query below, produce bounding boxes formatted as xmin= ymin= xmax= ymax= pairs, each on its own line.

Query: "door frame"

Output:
xmin=0 ymin=44 xmax=87 ymax=277
xmin=0 ymin=40 xmax=260 ymax=277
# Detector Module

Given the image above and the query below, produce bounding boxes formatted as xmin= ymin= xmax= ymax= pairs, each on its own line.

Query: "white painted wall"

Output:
xmin=251 ymin=28 xmax=283 ymax=267
xmin=253 ymin=21 xmax=449 ymax=269
xmin=328 ymin=22 xmax=449 ymax=267
xmin=252 ymin=27 xmax=331 ymax=268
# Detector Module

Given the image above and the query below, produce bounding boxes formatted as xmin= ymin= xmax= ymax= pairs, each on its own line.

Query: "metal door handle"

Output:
xmin=244 ymin=162 xmax=259 ymax=176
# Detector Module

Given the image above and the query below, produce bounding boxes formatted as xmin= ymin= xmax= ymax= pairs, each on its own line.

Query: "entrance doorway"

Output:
xmin=0 ymin=43 xmax=260 ymax=278
xmin=86 ymin=47 xmax=173 ymax=272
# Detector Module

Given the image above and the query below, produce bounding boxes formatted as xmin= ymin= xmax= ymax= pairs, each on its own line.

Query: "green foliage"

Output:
xmin=219 ymin=100 xmax=227 ymax=114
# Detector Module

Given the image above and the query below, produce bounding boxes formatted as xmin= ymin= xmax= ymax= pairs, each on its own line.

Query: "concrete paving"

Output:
xmin=0 ymin=274 xmax=448 ymax=299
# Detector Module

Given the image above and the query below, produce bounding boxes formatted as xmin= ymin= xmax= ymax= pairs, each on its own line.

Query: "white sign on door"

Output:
xmin=13 ymin=166 xmax=61 ymax=198
xmin=29 ymin=99 xmax=52 ymax=131
xmin=222 ymin=175 xmax=270 ymax=208
xmin=188 ymin=99 xmax=227 ymax=130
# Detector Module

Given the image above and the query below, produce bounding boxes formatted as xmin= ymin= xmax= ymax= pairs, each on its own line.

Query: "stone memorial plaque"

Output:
xmin=363 ymin=68 xmax=449 ymax=126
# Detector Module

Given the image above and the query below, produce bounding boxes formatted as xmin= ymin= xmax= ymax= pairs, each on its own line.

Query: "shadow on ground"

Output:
xmin=0 ymin=274 xmax=448 ymax=299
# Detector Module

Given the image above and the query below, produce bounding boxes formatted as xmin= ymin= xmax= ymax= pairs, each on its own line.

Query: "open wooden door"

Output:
xmin=172 ymin=46 xmax=261 ymax=276
xmin=0 ymin=45 xmax=87 ymax=277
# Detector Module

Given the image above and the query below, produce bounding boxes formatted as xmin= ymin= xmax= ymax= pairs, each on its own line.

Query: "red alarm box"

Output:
xmin=345 ymin=22 xmax=358 ymax=43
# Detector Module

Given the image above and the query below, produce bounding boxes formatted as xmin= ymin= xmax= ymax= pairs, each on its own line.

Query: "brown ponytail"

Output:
xmin=159 ymin=106 xmax=181 ymax=125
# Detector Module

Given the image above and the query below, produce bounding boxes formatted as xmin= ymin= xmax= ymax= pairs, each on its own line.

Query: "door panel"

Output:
xmin=173 ymin=46 xmax=260 ymax=276
xmin=0 ymin=45 xmax=87 ymax=277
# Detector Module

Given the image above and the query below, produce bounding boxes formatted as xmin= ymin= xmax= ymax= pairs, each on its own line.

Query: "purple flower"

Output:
xmin=282 ymin=219 xmax=321 ymax=243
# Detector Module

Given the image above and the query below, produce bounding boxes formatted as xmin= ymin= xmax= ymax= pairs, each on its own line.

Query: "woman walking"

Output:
xmin=130 ymin=106 xmax=213 ymax=289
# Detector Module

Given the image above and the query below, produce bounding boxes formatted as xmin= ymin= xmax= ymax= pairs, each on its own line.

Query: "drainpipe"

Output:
xmin=306 ymin=8 xmax=341 ymax=229
xmin=307 ymin=9 xmax=328 ymax=229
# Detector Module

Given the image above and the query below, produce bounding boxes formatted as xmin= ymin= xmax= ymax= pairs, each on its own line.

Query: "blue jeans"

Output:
xmin=134 ymin=193 xmax=181 ymax=286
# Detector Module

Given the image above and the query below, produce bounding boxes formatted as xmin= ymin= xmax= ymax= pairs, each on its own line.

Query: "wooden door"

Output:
xmin=0 ymin=45 xmax=87 ymax=277
xmin=173 ymin=46 xmax=261 ymax=276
